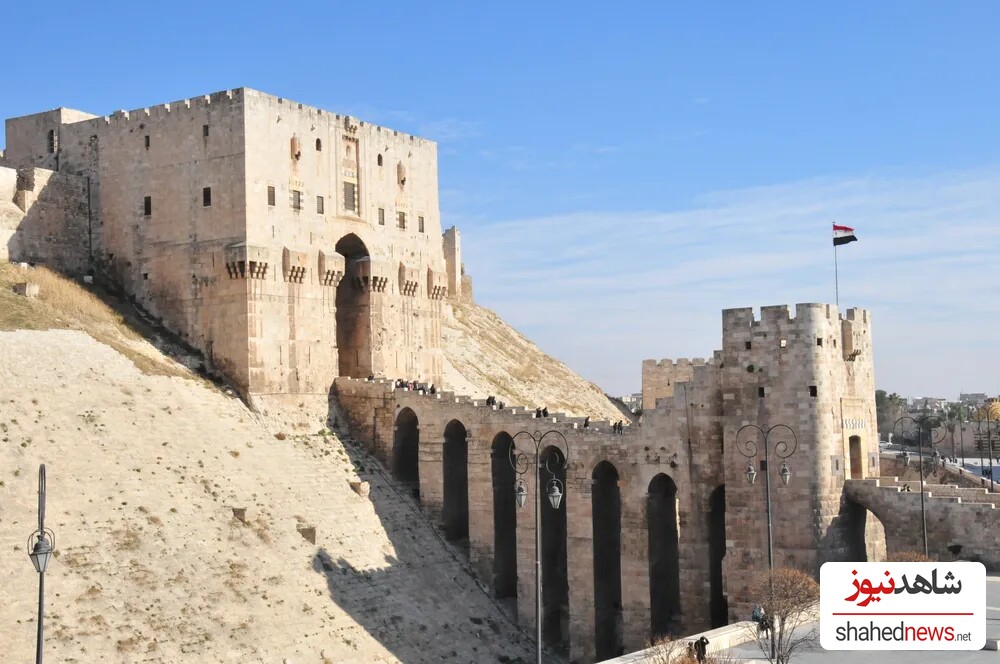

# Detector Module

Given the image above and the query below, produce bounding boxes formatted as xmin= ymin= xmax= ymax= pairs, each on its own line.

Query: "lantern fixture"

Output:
xmin=745 ymin=460 xmax=758 ymax=485
xmin=514 ymin=480 xmax=528 ymax=510
xmin=547 ymin=481 xmax=563 ymax=510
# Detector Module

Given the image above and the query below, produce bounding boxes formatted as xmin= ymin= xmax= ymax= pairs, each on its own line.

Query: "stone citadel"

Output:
xmin=2 ymin=88 xmax=460 ymax=395
xmin=2 ymin=89 xmax=994 ymax=663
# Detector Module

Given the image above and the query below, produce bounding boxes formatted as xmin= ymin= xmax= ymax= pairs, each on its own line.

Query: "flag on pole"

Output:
xmin=833 ymin=224 xmax=857 ymax=246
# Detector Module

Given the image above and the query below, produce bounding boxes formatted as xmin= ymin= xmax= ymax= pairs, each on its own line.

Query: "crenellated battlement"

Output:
xmin=243 ymin=88 xmax=432 ymax=145
xmin=103 ymin=89 xmax=243 ymax=127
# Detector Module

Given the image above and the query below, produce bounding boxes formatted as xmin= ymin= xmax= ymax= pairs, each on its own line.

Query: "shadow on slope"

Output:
xmin=310 ymin=413 xmax=534 ymax=664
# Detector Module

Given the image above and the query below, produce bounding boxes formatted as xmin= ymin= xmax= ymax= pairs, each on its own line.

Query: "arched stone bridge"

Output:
xmin=844 ymin=477 xmax=1000 ymax=568
xmin=334 ymin=377 xmax=728 ymax=663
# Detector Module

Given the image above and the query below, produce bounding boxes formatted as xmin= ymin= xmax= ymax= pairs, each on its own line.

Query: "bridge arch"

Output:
xmin=708 ymin=484 xmax=728 ymax=627
xmin=593 ymin=460 xmax=623 ymax=660
xmin=443 ymin=419 xmax=470 ymax=548
xmin=393 ymin=407 xmax=420 ymax=499
xmin=540 ymin=444 xmax=569 ymax=654
xmin=648 ymin=473 xmax=681 ymax=638
xmin=491 ymin=432 xmax=517 ymax=605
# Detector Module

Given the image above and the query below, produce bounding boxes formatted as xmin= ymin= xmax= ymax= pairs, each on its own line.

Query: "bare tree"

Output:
xmin=642 ymin=636 xmax=737 ymax=664
xmin=888 ymin=550 xmax=931 ymax=562
xmin=744 ymin=568 xmax=819 ymax=664
xmin=643 ymin=636 xmax=690 ymax=664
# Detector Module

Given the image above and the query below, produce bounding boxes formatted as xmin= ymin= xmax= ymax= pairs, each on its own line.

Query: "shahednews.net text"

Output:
xmin=835 ymin=621 xmax=975 ymax=642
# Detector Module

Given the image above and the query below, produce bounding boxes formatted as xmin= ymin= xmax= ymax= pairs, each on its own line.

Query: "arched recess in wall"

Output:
xmin=648 ymin=473 xmax=681 ymax=639
xmin=842 ymin=497 xmax=887 ymax=563
xmin=443 ymin=419 xmax=470 ymax=549
xmin=335 ymin=234 xmax=373 ymax=378
xmin=490 ymin=432 xmax=518 ymax=607
xmin=540 ymin=445 xmax=569 ymax=655
xmin=593 ymin=461 xmax=623 ymax=660
xmin=708 ymin=484 xmax=728 ymax=628
xmin=393 ymin=407 xmax=420 ymax=499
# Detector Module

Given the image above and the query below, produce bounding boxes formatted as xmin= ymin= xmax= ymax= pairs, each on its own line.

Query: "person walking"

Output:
xmin=583 ymin=416 xmax=590 ymax=429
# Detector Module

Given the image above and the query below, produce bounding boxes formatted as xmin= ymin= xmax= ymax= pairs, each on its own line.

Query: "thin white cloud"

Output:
xmin=461 ymin=167 xmax=1000 ymax=399
xmin=417 ymin=118 xmax=481 ymax=143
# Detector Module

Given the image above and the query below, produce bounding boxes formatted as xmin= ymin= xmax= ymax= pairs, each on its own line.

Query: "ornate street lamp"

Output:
xmin=509 ymin=430 xmax=569 ymax=664
xmin=892 ymin=415 xmax=945 ymax=557
xmin=736 ymin=423 xmax=797 ymax=660
xmin=27 ymin=464 xmax=54 ymax=664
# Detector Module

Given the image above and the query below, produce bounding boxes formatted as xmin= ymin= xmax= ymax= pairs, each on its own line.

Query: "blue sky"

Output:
xmin=4 ymin=2 xmax=999 ymax=398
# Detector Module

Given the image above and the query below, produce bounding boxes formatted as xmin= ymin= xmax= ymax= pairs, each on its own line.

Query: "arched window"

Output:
xmin=315 ymin=138 xmax=322 ymax=151
xmin=377 ymin=153 xmax=383 ymax=167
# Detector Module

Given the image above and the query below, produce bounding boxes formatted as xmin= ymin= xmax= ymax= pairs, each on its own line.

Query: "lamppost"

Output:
xmin=893 ymin=415 xmax=944 ymax=557
xmin=972 ymin=407 xmax=995 ymax=493
xmin=736 ymin=423 xmax=797 ymax=661
xmin=27 ymin=464 xmax=54 ymax=664
xmin=509 ymin=430 xmax=569 ymax=664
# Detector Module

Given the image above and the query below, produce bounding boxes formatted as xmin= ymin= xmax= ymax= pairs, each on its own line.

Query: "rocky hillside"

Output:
xmin=442 ymin=301 xmax=623 ymax=422
xmin=0 ymin=267 xmax=533 ymax=663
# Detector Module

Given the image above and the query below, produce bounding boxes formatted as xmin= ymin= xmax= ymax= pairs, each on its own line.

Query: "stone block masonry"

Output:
xmin=333 ymin=302 xmax=888 ymax=663
xmin=3 ymin=89 xmax=457 ymax=398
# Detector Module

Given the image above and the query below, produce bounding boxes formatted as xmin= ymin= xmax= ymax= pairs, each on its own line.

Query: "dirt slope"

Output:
xmin=442 ymin=301 xmax=622 ymax=421
xmin=0 ymin=267 xmax=532 ymax=663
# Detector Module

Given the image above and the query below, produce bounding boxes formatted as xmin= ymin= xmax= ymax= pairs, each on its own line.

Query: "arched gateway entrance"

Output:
xmin=335 ymin=233 xmax=372 ymax=378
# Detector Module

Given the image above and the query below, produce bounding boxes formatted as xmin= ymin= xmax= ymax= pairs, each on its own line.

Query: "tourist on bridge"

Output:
xmin=542 ymin=407 xmax=548 ymax=417
xmin=693 ymin=635 xmax=710 ymax=663
xmin=583 ymin=416 xmax=590 ymax=429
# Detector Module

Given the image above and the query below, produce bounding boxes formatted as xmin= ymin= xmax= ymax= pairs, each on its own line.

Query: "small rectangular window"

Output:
xmin=317 ymin=195 xmax=324 ymax=214
xmin=343 ymin=182 xmax=357 ymax=212
xmin=397 ymin=211 xmax=406 ymax=229
xmin=378 ymin=208 xmax=385 ymax=226
xmin=267 ymin=186 xmax=276 ymax=207
xmin=202 ymin=124 xmax=209 ymax=138
xmin=817 ymin=337 xmax=823 ymax=347
xmin=144 ymin=135 xmax=150 ymax=150
xmin=418 ymin=215 xmax=425 ymax=233
xmin=292 ymin=190 xmax=302 ymax=211
xmin=758 ymin=387 xmax=765 ymax=398
xmin=203 ymin=187 xmax=212 ymax=207
xmin=47 ymin=130 xmax=56 ymax=154
xmin=809 ymin=385 xmax=818 ymax=398
xmin=779 ymin=339 xmax=787 ymax=348
xmin=745 ymin=341 xmax=752 ymax=350
xmin=143 ymin=196 xmax=152 ymax=216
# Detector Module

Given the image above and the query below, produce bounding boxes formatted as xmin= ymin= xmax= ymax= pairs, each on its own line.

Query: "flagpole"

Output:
xmin=834 ymin=241 xmax=840 ymax=310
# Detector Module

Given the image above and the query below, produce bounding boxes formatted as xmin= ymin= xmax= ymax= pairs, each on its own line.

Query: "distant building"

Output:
xmin=909 ymin=397 xmax=947 ymax=413
xmin=960 ymin=393 xmax=989 ymax=408
xmin=619 ymin=392 xmax=642 ymax=411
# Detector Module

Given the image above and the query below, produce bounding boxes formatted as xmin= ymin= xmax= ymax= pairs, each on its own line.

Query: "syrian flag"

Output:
xmin=833 ymin=224 xmax=857 ymax=246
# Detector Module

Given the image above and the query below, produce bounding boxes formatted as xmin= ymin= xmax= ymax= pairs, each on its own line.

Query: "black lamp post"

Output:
xmin=893 ymin=415 xmax=944 ymax=557
xmin=509 ymin=430 xmax=569 ymax=664
xmin=27 ymin=464 xmax=54 ymax=664
xmin=736 ymin=423 xmax=797 ymax=660
xmin=972 ymin=407 xmax=995 ymax=493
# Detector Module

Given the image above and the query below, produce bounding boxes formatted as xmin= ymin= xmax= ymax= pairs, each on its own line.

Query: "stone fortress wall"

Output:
xmin=3 ymin=89 xmax=459 ymax=395
xmin=10 ymin=89 xmax=984 ymax=664
xmin=334 ymin=303 xmax=887 ymax=663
